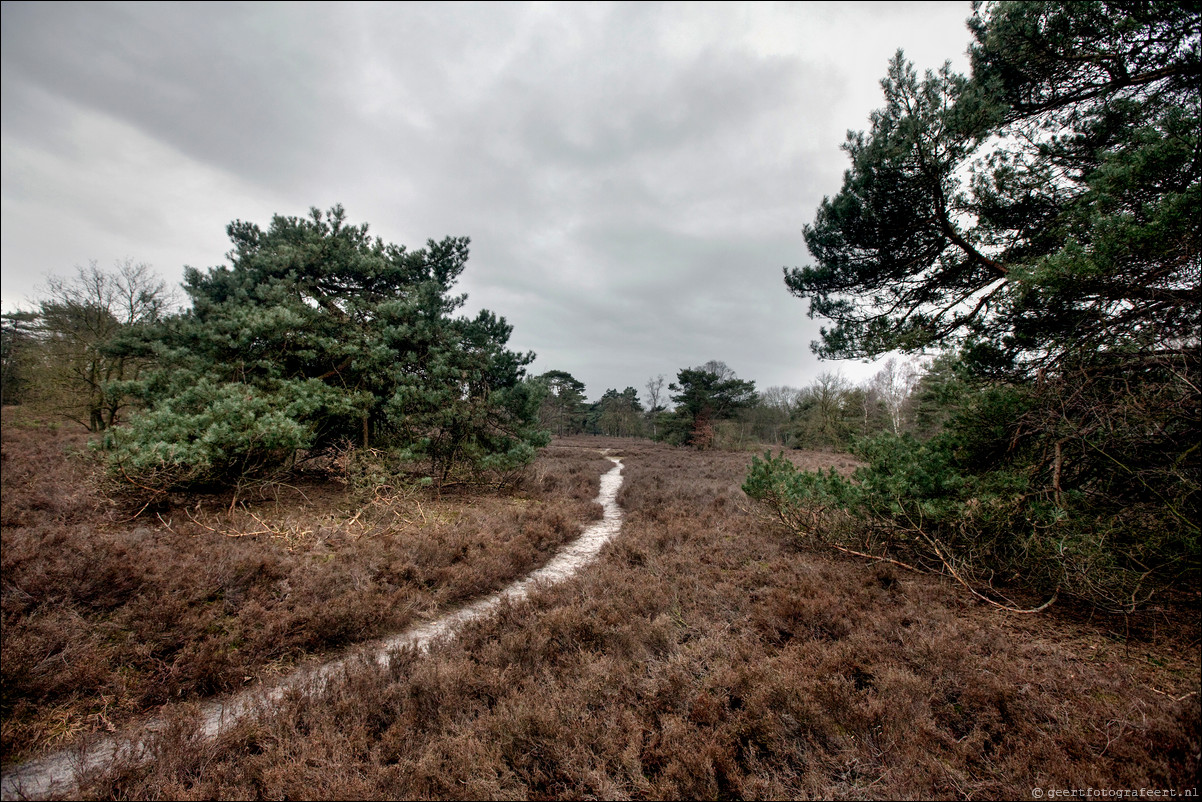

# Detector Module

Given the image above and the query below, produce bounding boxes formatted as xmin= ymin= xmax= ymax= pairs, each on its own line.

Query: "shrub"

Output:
xmin=745 ymin=372 xmax=1200 ymax=612
xmin=101 ymin=206 xmax=548 ymax=495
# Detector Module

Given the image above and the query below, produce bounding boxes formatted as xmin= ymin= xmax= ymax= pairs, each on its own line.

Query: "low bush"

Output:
xmin=744 ymin=371 xmax=1200 ymax=612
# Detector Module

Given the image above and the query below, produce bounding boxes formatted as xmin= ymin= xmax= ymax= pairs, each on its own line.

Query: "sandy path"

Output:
xmin=0 ymin=456 xmax=625 ymax=801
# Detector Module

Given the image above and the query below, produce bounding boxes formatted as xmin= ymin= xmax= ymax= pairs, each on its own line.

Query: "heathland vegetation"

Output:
xmin=1 ymin=1 xmax=1198 ymax=798
xmin=2 ymin=427 xmax=1197 ymax=798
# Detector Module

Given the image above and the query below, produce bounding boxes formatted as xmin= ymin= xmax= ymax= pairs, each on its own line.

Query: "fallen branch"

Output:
xmin=897 ymin=499 xmax=1059 ymax=614
xmin=825 ymin=542 xmax=924 ymax=574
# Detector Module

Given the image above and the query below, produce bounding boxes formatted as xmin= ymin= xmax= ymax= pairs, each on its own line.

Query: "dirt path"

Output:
xmin=0 ymin=456 xmax=625 ymax=801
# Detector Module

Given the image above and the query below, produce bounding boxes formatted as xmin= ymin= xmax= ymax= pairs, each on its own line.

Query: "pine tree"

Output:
xmin=668 ymin=362 xmax=756 ymax=448
xmin=787 ymin=2 xmax=1198 ymax=371
xmin=760 ymin=2 xmax=1200 ymax=610
xmin=105 ymin=205 xmax=547 ymax=492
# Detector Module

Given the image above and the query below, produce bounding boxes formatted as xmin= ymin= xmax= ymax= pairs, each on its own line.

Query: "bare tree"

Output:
xmin=755 ymin=385 xmax=802 ymax=445
xmin=644 ymin=374 xmax=665 ymax=437
xmin=761 ymin=385 xmax=801 ymax=416
xmin=849 ymin=383 xmax=884 ymax=437
xmin=35 ymin=260 xmax=175 ymax=430
xmin=791 ymin=372 xmax=857 ymax=449
xmin=700 ymin=360 xmax=736 ymax=382
xmin=871 ymin=357 xmax=920 ymax=435
xmin=813 ymin=371 xmax=850 ymax=441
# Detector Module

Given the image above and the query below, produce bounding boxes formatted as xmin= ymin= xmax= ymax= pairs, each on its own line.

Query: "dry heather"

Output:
xmin=7 ymin=433 xmax=1190 ymax=800
xmin=1 ymin=408 xmax=612 ymax=767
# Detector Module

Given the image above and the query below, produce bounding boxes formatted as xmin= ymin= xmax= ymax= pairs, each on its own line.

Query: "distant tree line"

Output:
xmin=531 ymin=356 xmax=941 ymax=451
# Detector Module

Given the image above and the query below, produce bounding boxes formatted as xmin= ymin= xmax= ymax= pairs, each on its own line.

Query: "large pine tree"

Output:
xmin=788 ymin=1 xmax=1198 ymax=370
xmin=106 ymin=205 xmax=547 ymax=492
xmin=760 ymin=2 xmax=1200 ymax=609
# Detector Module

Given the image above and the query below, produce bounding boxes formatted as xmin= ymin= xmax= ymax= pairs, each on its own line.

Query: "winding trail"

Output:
xmin=0 ymin=456 xmax=625 ymax=801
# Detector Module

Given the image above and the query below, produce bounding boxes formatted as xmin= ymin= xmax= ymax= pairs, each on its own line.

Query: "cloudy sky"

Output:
xmin=2 ymin=1 xmax=975 ymax=402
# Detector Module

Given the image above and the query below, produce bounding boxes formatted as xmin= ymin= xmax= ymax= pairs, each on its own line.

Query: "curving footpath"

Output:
xmin=0 ymin=456 xmax=625 ymax=801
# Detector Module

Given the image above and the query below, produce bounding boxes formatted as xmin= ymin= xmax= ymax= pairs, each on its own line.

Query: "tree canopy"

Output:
xmin=106 ymin=205 xmax=546 ymax=492
xmin=589 ymin=387 xmax=644 ymax=437
xmin=786 ymin=0 xmax=1199 ymax=374
xmin=0 ymin=261 xmax=173 ymax=429
xmin=668 ymin=361 xmax=757 ymax=448
xmin=669 ymin=361 xmax=757 ymax=421
xmin=535 ymin=370 xmax=589 ymax=436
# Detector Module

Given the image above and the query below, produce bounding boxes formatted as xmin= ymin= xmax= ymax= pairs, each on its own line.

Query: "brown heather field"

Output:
xmin=2 ymin=410 xmax=1199 ymax=799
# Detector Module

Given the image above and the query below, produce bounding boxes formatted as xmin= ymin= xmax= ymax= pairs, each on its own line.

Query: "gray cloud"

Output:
xmin=2 ymin=1 xmax=975 ymax=400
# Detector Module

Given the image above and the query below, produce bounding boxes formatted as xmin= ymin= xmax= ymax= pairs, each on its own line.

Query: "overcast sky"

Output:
xmin=2 ymin=1 xmax=975 ymax=402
